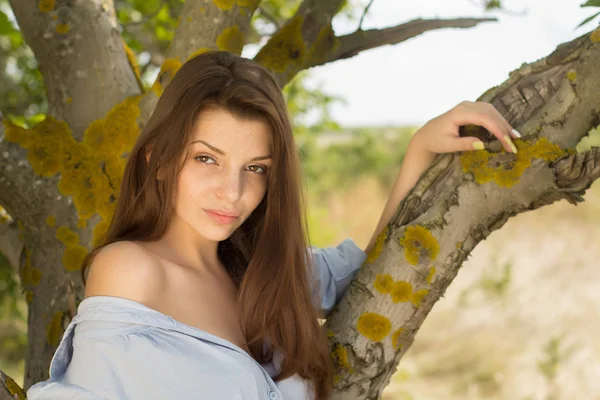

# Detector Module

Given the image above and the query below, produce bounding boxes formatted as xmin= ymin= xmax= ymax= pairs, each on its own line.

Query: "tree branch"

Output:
xmin=321 ymin=17 xmax=497 ymax=67
xmin=357 ymin=0 xmax=375 ymax=31
xmin=254 ymin=0 xmax=346 ymax=85
xmin=138 ymin=0 xmax=261 ymax=124
xmin=0 ymin=369 xmax=25 ymax=400
xmin=0 ymin=120 xmax=56 ymax=229
xmin=9 ymin=0 xmax=140 ymax=139
xmin=0 ymin=220 xmax=23 ymax=272
xmin=325 ymin=29 xmax=600 ymax=399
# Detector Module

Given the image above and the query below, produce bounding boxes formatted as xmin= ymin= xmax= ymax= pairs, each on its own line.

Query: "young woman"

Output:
xmin=27 ymin=51 xmax=519 ymax=400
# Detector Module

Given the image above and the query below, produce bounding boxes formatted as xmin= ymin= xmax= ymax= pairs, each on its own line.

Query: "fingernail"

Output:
xmin=472 ymin=141 xmax=485 ymax=150
xmin=504 ymin=135 xmax=518 ymax=153
xmin=512 ymin=128 xmax=522 ymax=138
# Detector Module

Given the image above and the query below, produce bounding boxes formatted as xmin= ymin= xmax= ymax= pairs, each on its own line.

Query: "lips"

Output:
xmin=203 ymin=209 xmax=239 ymax=225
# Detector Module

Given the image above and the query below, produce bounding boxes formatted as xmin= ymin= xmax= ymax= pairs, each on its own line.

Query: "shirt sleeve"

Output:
xmin=308 ymin=238 xmax=367 ymax=316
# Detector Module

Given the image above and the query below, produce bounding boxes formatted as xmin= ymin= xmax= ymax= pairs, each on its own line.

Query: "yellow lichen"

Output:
xmin=20 ymin=248 xmax=42 ymax=287
xmin=123 ymin=39 xmax=141 ymax=82
xmin=216 ymin=25 xmax=244 ymax=55
xmin=356 ymin=312 xmax=392 ymax=342
xmin=237 ymin=0 xmax=259 ymax=11
xmin=92 ymin=219 xmax=110 ymax=247
xmin=25 ymin=290 xmax=33 ymax=304
xmin=390 ymin=280 xmax=413 ymax=303
xmin=3 ymin=95 xmax=142 ymax=270
xmin=327 ymin=329 xmax=335 ymax=338
xmin=212 ymin=0 xmax=235 ymax=10
xmin=46 ymin=311 xmax=63 ymax=346
xmin=255 ymin=16 xmax=306 ymax=73
xmin=365 ymin=226 xmax=388 ymax=264
xmin=307 ymin=24 xmax=341 ymax=66
xmin=391 ymin=328 xmax=405 ymax=350
xmin=410 ymin=289 xmax=429 ymax=307
xmin=0 ymin=206 xmax=9 ymax=224
xmin=56 ymin=226 xmax=89 ymax=271
xmin=38 ymin=0 xmax=55 ymax=12
xmin=374 ymin=273 xmax=394 ymax=294
xmin=566 ymin=70 xmax=577 ymax=82
xmin=399 ymin=225 xmax=440 ymax=265
xmin=4 ymin=375 xmax=26 ymax=399
xmin=332 ymin=344 xmax=350 ymax=368
xmin=17 ymin=220 xmax=25 ymax=241
xmin=591 ymin=28 xmax=600 ymax=42
xmin=152 ymin=58 xmax=182 ymax=97
xmin=56 ymin=23 xmax=69 ymax=34
xmin=460 ymin=137 xmax=567 ymax=188
xmin=66 ymin=96 xmax=72 ymax=104
xmin=46 ymin=215 xmax=56 ymax=227
xmin=426 ymin=266 xmax=436 ymax=284
xmin=187 ymin=47 xmax=212 ymax=61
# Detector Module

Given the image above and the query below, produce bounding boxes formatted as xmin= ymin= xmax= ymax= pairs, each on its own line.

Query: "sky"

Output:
xmin=288 ymin=0 xmax=596 ymax=127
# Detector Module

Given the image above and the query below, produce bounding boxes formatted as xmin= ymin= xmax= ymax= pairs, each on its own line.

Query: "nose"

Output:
xmin=215 ymin=170 xmax=242 ymax=203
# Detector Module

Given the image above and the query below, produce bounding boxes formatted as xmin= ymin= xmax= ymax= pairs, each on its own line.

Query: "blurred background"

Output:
xmin=1 ymin=0 xmax=600 ymax=399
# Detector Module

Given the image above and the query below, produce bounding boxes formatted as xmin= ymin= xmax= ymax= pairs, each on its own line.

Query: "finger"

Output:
xmin=457 ymin=111 xmax=516 ymax=153
xmin=451 ymin=102 xmax=517 ymax=153
xmin=460 ymin=137 xmax=487 ymax=152
xmin=486 ymin=103 xmax=521 ymax=139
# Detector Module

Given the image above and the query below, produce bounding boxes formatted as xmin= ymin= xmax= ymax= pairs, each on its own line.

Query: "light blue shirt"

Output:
xmin=27 ymin=239 xmax=367 ymax=400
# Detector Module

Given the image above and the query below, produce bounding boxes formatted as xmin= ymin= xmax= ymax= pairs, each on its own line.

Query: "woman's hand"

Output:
xmin=412 ymin=100 xmax=521 ymax=154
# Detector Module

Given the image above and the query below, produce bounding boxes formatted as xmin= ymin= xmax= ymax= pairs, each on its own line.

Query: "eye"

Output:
xmin=246 ymin=165 xmax=267 ymax=174
xmin=194 ymin=155 xmax=216 ymax=164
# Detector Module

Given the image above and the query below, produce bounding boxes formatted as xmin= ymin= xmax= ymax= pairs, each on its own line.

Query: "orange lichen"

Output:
xmin=399 ymin=225 xmax=440 ymax=265
xmin=390 ymin=280 xmax=413 ymax=303
xmin=460 ymin=137 xmax=567 ymax=188
xmin=255 ymin=16 xmax=306 ymax=73
xmin=391 ymin=328 xmax=405 ymax=350
xmin=152 ymin=58 xmax=182 ymax=97
xmin=46 ymin=311 xmax=64 ymax=346
xmin=365 ymin=226 xmax=388 ymax=264
xmin=38 ymin=0 xmax=55 ymax=12
xmin=374 ymin=273 xmax=394 ymax=294
xmin=357 ymin=312 xmax=392 ymax=342
xmin=216 ymin=25 xmax=244 ymax=55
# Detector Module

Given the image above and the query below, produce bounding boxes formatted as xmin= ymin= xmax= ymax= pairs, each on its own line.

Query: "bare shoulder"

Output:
xmin=84 ymin=240 xmax=165 ymax=305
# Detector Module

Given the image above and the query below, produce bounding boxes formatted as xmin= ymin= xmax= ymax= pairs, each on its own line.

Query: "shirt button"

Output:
xmin=269 ymin=392 xmax=278 ymax=400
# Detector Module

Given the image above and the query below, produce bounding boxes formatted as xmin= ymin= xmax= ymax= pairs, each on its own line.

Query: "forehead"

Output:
xmin=191 ymin=107 xmax=272 ymax=148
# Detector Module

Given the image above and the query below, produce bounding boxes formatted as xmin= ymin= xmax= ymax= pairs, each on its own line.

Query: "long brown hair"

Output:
xmin=80 ymin=51 xmax=333 ymax=397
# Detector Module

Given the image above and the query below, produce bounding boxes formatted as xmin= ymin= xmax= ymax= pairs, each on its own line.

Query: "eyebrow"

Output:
xmin=191 ymin=139 xmax=272 ymax=161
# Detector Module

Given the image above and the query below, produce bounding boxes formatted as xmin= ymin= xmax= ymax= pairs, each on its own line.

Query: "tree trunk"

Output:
xmin=1 ymin=0 xmax=598 ymax=398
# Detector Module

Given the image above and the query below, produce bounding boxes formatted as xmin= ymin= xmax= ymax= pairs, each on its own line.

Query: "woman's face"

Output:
xmin=174 ymin=107 xmax=273 ymax=242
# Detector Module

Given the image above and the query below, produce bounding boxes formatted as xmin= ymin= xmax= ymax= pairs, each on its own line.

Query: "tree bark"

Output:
xmin=1 ymin=0 xmax=599 ymax=398
xmin=324 ymin=31 xmax=600 ymax=399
